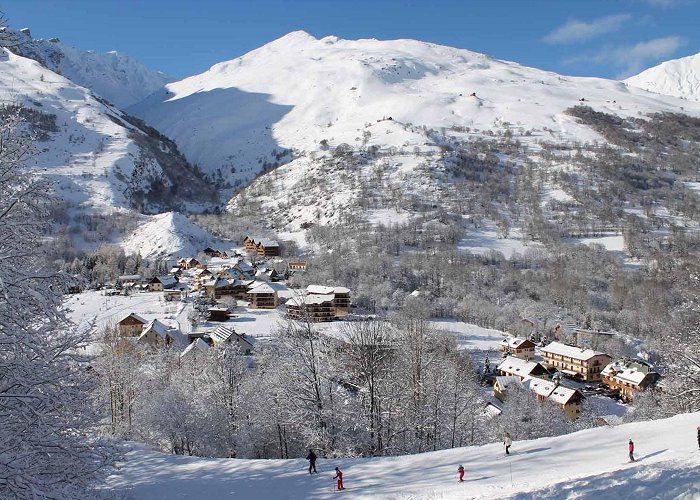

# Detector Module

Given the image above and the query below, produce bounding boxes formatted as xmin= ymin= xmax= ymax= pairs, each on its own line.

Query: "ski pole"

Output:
xmin=509 ymin=456 xmax=513 ymax=487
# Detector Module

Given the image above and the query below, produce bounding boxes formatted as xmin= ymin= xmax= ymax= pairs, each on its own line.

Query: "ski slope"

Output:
xmin=103 ymin=411 xmax=700 ymax=499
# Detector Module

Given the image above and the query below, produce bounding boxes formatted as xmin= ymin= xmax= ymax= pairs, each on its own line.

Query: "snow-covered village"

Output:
xmin=2 ymin=2 xmax=700 ymax=499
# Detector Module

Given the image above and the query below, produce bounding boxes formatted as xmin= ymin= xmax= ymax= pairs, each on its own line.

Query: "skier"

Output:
xmin=504 ymin=432 xmax=513 ymax=455
xmin=628 ymin=439 xmax=635 ymax=462
xmin=306 ymin=449 xmax=317 ymax=474
xmin=696 ymin=426 xmax=699 ymax=450
xmin=457 ymin=464 xmax=465 ymax=482
xmin=334 ymin=467 xmax=344 ymax=490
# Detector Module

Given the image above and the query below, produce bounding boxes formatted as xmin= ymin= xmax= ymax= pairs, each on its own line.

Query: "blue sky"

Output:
xmin=4 ymin=0 xmax=699 ymax=79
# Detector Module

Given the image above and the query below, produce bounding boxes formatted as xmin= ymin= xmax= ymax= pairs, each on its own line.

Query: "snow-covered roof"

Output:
xmin=497 ymin=356 xmax=546 ymax=377
xmin=287 ymin=294 xmax=335 ymax=306
xmin=248 ymin=283 xmax=276 ymax=294
xmin=484 ymin=401 xmax=503 ymax=417
xmin=503 ymin=375 xmax=581 ymax=405
xmin=548 ymin=385 xmax=581 ymax=405
xmin=307 ymin=285 xmax=335 ymax=295
xmin=143 ymin=319 xmax=171 ymax=336
xmin=494 ymin=375 xmax=522 ymax=389
xmin=208 ymin=307 xmax=229 ymax=313
xmin=180 ymin=338 xmax=210 ymax=359
xmin=152 ymin=275 xmax=177 ymax=287
xmin=601 ymin=359 xmax=658 ymax=386
xmin=523 ymin=377 xmax=556 ymax=398
xmin=541 ymin=342 xmax=609 ymax=361
xmin=210 ymin=325 xmax=237 ymax=344
xmin=119 ymin=312 xmax=148 ymax=324
xmin=256 ymin=238 xmax=279 ymax=247
xmin=500 ymin=336 xmax=534 ymax=350
xmin=139 ymin=319 xmax=185 ymax=345
xmin=118 ymin=274 xmax=142 ymax=281
xmin=334 ymin=286 xmax=350 ymax=294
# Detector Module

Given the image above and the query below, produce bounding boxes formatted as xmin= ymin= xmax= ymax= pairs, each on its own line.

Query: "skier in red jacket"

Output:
xmin=628 ymin=439 xmax=635 ymax=462
xmin=334 ymin=467 xmax=344 ymax=490
xmin=458 ymin=465 xmax=464 ymax=482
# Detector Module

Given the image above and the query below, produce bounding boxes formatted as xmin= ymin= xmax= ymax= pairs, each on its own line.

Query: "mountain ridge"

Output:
xmin=131 ymin=31 xmax=700 ymax=194
xmin=626 ymin=51 xmax=700 ymax=102
xmin=9 ymin=27 xmax=172 ymax=109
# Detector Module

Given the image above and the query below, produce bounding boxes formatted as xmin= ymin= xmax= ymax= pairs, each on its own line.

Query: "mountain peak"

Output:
xmin=267 ymin=30 xmax=319 ymax=47
xmin=625 ymin=51 xmax=700 ymax=101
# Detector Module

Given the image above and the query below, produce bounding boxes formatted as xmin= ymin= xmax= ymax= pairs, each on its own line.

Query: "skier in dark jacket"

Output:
xmin=306 ymin=449 xmax=317 ymax=474
xmin=696 ymin=426 xmax=699 ymax=450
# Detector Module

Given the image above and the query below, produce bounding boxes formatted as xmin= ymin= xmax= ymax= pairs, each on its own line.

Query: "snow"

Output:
xmin=429 ymin=319 xmax=508 ymax=350
xmin=0 ymin=48 xmax=194 ymax=218
xmin=120 ymin=212 xmax=214 ymax=259
xmin=497 ymin=356 xmax=545 ymax=378
xmin=540 ymin=342 xmax=607 ymax=361
xmin=131 ymin=31 xmax=700 ymax=192
xmin=14 ymin=29 xmax=172 ymax=108
xmin=366 ymin=208 xmax=414 ymax=226
xmin=64 ymin=290 xmax=186 ymax=335
xmin=103 ymin=411 xmax=700 ymax=499
xmin=574 ymin=235 xmax=625 ymax=252
xmin=541 ymin=186 xmax=574 ymax=206
xmin=458 ymin=222 xmax=539 ymax=259
xmin=288 ymin=294 xmax=334 ymax=306
xmin=626 ymin=51 xmax=700 ymax=102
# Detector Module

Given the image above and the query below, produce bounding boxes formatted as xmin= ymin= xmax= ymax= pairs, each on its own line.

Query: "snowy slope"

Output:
xmin=104 ymin=411 xmax=700 ymax=499
xmin=12 ymin=28 xmax=172 ymax=109
xmin=132 ymin=31 xmax=700 ymax=189
xmin=0 ymin=48 xmax=212 ymax=214
xmin=120 ymin=212 xmax=213 ymax=259
xmin=626 ymin=52 xmax=700 ymax=102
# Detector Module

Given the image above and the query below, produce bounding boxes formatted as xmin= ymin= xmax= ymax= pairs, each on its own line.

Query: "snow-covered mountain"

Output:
xmin=105 ymin=411 xmax=700 ymax=499
xmin=0 ymin=48 xmax=214 ymax=214
xmin=626 ymin=52 xmax=700 ymax=101
xmin=11 ymin=28 xmax=172 ymax=109
xmin=120 ymin=212 xmax=213 ymax=259
xmin=132 ymin=31 xmax=700 ymax=189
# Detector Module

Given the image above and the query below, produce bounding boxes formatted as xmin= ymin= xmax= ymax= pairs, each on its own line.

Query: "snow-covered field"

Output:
xmin=458 ymin=223 xmax=539 ymax=259
xmin=64 ymin=290 xmax=187 ymax=335
xmin=430 ymin=319 xmax=507 ymax=351
xmin=103 ymin=411 xmax=700 ymax=499
xmin=572 ymin=234 xmax=625 ymax=252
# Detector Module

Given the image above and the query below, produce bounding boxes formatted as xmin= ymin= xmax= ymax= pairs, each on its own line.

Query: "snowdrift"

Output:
xmin=104 ymin=411 xmax=700 ymax=499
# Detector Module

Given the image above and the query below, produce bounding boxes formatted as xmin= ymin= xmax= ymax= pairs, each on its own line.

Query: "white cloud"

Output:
xmin=643 ymin=0 xmax=680 ymax=7
xmin=563 ymin=36 xmax=686 ymax=78
xmin=544 ymin=14 xmax=632 ymax=44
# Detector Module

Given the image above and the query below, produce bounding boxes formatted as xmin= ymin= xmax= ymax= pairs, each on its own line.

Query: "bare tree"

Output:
xmin=0 ymin=105 xmax=115 ymax=497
